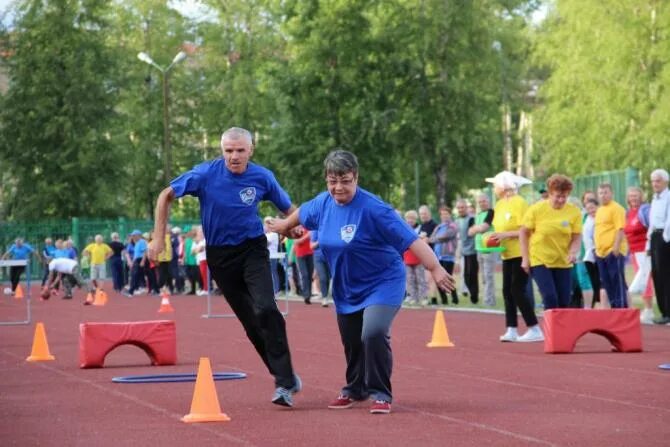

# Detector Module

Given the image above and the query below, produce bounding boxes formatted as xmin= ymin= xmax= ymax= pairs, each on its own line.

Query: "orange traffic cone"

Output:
xmin=158 ymin=292 xmax=175 ymax=313
xmin=15 ymin=284 xmax=24 ymax=300
xmin=182 ymin=357 xmax=231 ymax=423
xmin=26 ymin=322 xmax=55 ymax=362
xmin=93 ymin=289 xmax=108 ymax=306
xmin=426 ymin=310 xmax=455 ymax=348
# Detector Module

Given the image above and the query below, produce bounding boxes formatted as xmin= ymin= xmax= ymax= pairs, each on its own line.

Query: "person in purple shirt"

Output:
xmin=269 ymin=150 xmax=454 ymax=415
xmin=148 ymin=127 xmax=301 ymax=408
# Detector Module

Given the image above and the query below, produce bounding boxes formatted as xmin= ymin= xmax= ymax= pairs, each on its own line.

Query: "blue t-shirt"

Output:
xmin=42 ymin=244 xmax=56 ymax=260
xmin=299 ymin=188 xmax=417 ymax=314
xmin=133 ymin=239 xmax=148 ymax=261
xmin=171 ymin=160 xmax=292 ymax=246
xmin=8 ymin=243 xmax=34 ymax=260
xmin=53 ymin=248 xmax=70 ymax=259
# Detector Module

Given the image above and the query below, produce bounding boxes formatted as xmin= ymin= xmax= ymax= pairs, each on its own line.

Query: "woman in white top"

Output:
xmin=582 ymin=197 xmax=601 ymax=308
xmin=264 ymin=217 xmax=281 ymax=295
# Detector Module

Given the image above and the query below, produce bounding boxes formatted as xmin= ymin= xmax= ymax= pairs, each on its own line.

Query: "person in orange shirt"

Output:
xmin=594 ymin=183 xmax=628 ymax=308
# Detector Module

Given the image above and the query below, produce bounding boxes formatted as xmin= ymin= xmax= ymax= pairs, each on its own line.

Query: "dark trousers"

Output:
xmin=41 ymin=263 xmax=50 ymax=286
xmin=206 ymin=236 xmax=296 ymax=389
xmin=585 ymin=261 xmax=601 ymax=306
xmin=437 ymin=260 xmax=459 ymax=304
xmin=185 ymin=265 xmax=201 ymax=293
xmin=502 ymin=257 xmax=538 ymax=328
xmin=110 ymin=257 xmax=124 ymax=292
xmin=170 ymin=259 xmax=184 ymax=292
xmin=296 ymin=255 xmax=314 ymax=301
xmin=531 ymin=265 xmax=572 ymax=310
xmin=337 ymin=305 xmax=400 ymax=403
xmin=157 ymin=261 xmax=173 ymax=292
xmin=651 ymin=232 xmax=670 ymax=317
xmin=129 ymin=260 xmax=157 ymax=294
xmin=10 ymin=266 xmax=25 ymax=291
xmin=314 ymin=256 xmax=331 ymax=297
xmin=463 ymin=254 xmax=479 ymax=304
xmin=596 ymin=253 xmax=627 ymax=308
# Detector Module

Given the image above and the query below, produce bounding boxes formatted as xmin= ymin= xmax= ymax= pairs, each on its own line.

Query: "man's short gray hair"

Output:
xmin=651 ymin=169 xmax=669 ymax=182
xmin=220 ymin=127 xmax=253 ymax=147
xmin=324 ymin=150 xmax=358 ymax=177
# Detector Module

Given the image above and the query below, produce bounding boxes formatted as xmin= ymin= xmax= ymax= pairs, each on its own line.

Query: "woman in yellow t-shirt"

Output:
xmin=520 ymin=174 xmax=582 ymax=310
xmin=488 ymin=171 xmax=543 ymax=343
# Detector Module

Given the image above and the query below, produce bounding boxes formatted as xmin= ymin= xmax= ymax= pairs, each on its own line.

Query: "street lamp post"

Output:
xmin=137 ymin=51 xmax=187 ymax=184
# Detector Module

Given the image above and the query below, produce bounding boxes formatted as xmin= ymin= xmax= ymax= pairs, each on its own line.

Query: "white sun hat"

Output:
xmin=485 ymin=171 xmax=532 ymax=189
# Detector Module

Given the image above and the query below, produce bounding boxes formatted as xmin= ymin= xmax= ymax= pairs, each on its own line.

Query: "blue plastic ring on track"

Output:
xmin=112 ymin=372 xmax=247 ymax=383
xmin=658 ymin=363 xmax=670 ymax=371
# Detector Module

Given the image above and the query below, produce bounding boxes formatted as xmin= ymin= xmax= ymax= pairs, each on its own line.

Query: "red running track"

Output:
xmin=0 ymin=286 xmax=669 ymax=446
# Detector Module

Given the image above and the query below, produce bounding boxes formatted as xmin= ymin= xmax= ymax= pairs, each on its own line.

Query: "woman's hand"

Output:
xmin=521 ymin=256 xmax=530 ymax=274
xmin=429 ymin=264 xmax=455 ymax=292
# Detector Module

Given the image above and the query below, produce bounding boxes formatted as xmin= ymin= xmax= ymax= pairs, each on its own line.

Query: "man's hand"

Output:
xmin=147 ymin=238 xmax=165 ymax=261
xmin=521 ymin=257 xmax=530 ymax=274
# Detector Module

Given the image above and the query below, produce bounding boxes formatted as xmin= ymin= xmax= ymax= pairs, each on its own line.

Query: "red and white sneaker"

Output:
xmin=328 ymin=394 xmax=355 ymax=409
xmin=370 ymin=400 xmax=391 ymax=414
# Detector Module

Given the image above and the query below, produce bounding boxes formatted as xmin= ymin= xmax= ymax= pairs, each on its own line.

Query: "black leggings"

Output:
xmin=10 ymin=266 xmax=25 ymax=291
xmin=502 ymin=257 xmax=538 ymax=328
xmin=584 ymin=261 xmax=601 ymax=306
xmin=437 ymin=260 xmax=459 ymax=304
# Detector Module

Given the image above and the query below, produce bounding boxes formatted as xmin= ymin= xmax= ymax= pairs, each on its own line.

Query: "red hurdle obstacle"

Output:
xmin=543 ymin=308 xmax=642 ymax=354
xmin=79 ymin=320 xmax=177 ymax=368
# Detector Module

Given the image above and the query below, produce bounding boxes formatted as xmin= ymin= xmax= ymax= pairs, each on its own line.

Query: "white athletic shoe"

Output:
xmin=499 ymin=327 xmax=519 ymax=342
xmin=196 ymin=290 xmax=208 ymax=296
xmin=3 ymin=287 xmax=12 ymax=295
xmin=517 ymin=325 xmax=544 ymax=343
xmin=640 ymin=308 xmax=655 ymax=325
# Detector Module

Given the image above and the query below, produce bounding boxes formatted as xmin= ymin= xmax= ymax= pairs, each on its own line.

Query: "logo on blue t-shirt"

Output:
xmin=340 ymin=224 xmax=357 ymax=243
xmin=239 ymin=187 xmax=256 ymax=205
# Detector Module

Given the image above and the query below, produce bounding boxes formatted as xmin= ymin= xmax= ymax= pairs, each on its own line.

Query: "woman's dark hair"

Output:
xmin=324 ymin=150 xmax=358 ymax=177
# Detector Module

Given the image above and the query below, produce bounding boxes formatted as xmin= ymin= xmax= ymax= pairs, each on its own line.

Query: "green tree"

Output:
xmin=0 ymin=0 xmax=123 ymax=220
xmin=534 ymin=0 xmax=669 ymax=178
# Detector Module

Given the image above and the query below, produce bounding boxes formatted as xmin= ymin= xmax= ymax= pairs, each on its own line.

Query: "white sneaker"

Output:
xmin=517 ymin=326 xmax=544 ymax=343
xmin=196 ymin=290 xmax=208 ymax=296
xmin=499 ymin=327 xmax=518 ymax=342
xmin=321 ymin=297 xmax=329 ymax=307
xmin=640 ymin=308 xmax=655 ymax=325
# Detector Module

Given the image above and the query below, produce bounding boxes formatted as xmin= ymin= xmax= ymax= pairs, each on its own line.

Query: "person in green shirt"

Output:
xmin=182 ymin=226 xmax=202 ymax=294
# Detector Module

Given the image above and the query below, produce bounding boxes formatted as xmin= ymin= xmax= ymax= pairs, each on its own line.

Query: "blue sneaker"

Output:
xmin=272 ymin=374 xmax=302 ymax=407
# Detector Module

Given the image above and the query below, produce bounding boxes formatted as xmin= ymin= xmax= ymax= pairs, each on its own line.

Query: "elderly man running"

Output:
xmin=148 ymin=127 xmax=301 ymax=408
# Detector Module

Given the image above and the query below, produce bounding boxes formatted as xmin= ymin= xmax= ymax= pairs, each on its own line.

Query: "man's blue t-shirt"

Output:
xmin=8 ymin=243 xmax=34 ymax=260
xmin=42 ymin=245 xmax=56 ymax=259
xmin=53 ymin=248 xmax=70 ymax=259
xmin=133 ymin=239 xmax=148 ymax=261
xmin=171 ymin=160 xmax=292 ymax=246
xmin=299 ymin=188 xmax=417 ymax=314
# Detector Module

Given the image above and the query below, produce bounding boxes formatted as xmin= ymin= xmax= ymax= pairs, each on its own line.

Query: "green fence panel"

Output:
xmin=1 ymin=218 xmax=200 ymax=282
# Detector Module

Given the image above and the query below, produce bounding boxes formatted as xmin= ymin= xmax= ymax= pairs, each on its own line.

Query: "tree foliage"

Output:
xmin=534 ymin=0 xmax=669 ymax=179
xmin=0 ymin=0 xmax=122 ymax=219
xmin=0 ymin=0 xmax=539 ymax=220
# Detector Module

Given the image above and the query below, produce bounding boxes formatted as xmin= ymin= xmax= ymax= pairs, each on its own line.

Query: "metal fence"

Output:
xmin=1 ymin=218 xmax=200 ymax=281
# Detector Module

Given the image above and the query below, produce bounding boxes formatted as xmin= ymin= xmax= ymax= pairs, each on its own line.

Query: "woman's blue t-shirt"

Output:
xmin=299 ymin=188 xmax=417 ymax=314
xmin=171 ymin=160 xmax=292 ymax=246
